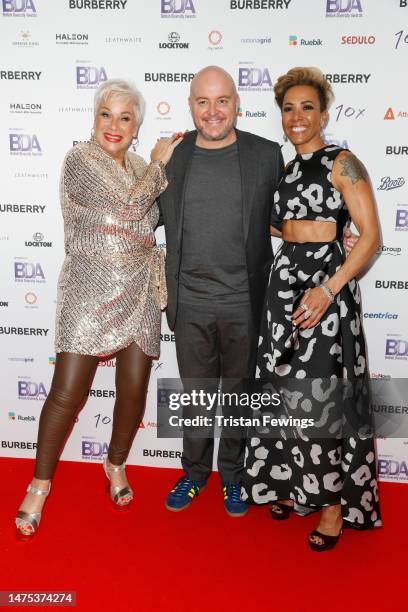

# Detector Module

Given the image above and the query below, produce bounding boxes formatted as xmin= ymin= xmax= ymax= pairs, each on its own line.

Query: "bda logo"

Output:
xmin=18 ymin=380 xmax=47 ymax=399
xmin=326 ymin=0 xmax=362 ymax=16
xmin=385 ymin=338 xmax=408 ymax=359
xmin=161 ymin=0 xmax=196 ymax=17
xmin=9 ymin=133 xmax=41 ymax=155
xmin=396 ymin=208 xmax=408 ymax=230
xmin=14 ymin=261 xmax=45 ymax=281
xmin=2 ymin=0 xmax=36 ymax=16
xmin=82 ymin=439 xmax=109 ymax=459
xmin=238 ymin=66 xmax=272 ymax=90
xmin=76 ymin=65 xmax=107 ymax=89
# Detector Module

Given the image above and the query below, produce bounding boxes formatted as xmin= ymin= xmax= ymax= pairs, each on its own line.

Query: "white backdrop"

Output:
xmin=0 ymin=0 xmax=407 ymax=483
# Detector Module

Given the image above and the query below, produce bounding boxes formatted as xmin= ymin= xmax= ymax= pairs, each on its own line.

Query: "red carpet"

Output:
xmin=1 ymin=457 xmax=406 ymax=612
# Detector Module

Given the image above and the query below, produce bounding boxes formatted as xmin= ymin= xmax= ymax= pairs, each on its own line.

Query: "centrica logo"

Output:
xmin=378 ymin=459 xmax=408 ymax=478
xmin=18 ymin=379 xmax=48 ymax=400
xmin=159 ymin=32 xmax=189 ymax=48
xmin=145 ymin=73 xmax=194 ymax=82
xmin=14 ymin=261 xmax=45 ymax=283
xmin=68 ymin=0 xmax=128 ymax=8
xmin=238 ymin=64 xmax=273 ymax=91
xmin=230 ymin=1 xmax=292 ymax=9
xmin=363 ymin=312 xmax=398 ymax=319
xmin=326 ymin=0 xmax=362 ymax=17
xmin=377 ymin=176 xmax=405 ymax=190
xmin=9 ymin=132 xmax=41 ymax=155
xmin=161 ymin=0 xmax=196 ymax=18
xmin=76 ymin=63 xmax=107 ymax=89
xmin=2 ymin=0 xmax=37 ymax=16
xmin=341 ymin=35 xmax=375 ymax=44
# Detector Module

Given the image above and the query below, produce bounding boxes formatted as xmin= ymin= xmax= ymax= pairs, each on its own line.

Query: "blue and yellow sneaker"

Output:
xmin=165 ymin=476 xmax=206 ymax=512
xmin=223 ymin=482 xmax=248 ymax=517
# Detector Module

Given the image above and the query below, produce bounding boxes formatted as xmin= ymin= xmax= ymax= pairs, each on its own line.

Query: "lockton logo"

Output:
xmin=25 ymin=232 xmax=52 ymax=247
xmin=341 ymin=35 xmax=375 ymax=44
xmin=289 ymin=34 xmax=322 ymax=46
xmin=76 ymin=62 xmax=107 ymax=89
xmin=68 ymin=0 xmax=128 ymax=8
xmin=385 ymin=336 xmax=408 ymax=360
xmin=208 ymin=30 xmax=222 ymax=46
xmin=386 ymin=146 xmax=408 ymax=155
xmin=0 ymin=300 xmax=8 ymax=307
xmin=161 ymin=0 xmax=196 ymax=18
xmin=384 ymin=107 xmax=408 ymax=120
xmin=9 ymin=131 xmax=41 ymax=155
xmin=326 ymin=0 xmax=362 ymax=17
xmin=363 ymin=311 xmax=398 ymax=319
xmin=230 ymin=1 xmax=292 ymax=9
xmin=145 ymin=72 xmax=194 ymax=83
xmin=2 ymin=0 xmax=37 ymax=17
xmin=0 ymin=70 xmax=41 ymax=80
xmin=324 ymin=73 xmax=370 ymax=83
xmin=377 ymin=177 xmax=405 ymax=191
xmin=9 ymin=102 xmax=42 ymax=115
xmin=18 ymin=378 xmax=48 ymax=400
xmin=82 ymin=437 xmax=109 ymax=460
xmin=14 ymin=260 xmax=45 ymax=283
xmin=238 ymin=64 xmax=273 ymax=91
xmin=395 ymin=206 xmax=408 ymax=230
xmin=159 ymin=32 xmax=189 ymax=49
xmin=56 ymin=33 xmax=89 ymax=45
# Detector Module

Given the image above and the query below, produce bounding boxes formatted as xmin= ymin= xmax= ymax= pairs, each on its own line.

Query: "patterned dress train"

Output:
xmin=242 ymin=145 xmax=381 ymax=529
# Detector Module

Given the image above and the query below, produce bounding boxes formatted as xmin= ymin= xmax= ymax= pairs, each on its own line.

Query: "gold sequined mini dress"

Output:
xmin=55 ymin=139 xmax=168 ymax=358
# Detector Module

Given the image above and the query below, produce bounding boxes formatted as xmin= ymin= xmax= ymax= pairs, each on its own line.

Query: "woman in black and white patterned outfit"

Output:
xmin=243 ymin=67 xmax=382 ymax=551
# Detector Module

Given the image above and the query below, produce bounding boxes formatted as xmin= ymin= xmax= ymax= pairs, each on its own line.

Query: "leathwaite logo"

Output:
xmin=2 ymin=0 xmax=37 ymax=17
xmin=326 ymin=0 xmax=363 ymax=17
xmin=161 ymin=0 xmax=196 ymax=18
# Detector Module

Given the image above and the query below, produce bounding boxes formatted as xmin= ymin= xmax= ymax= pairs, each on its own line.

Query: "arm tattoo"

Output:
xmin=339 ymin=154 xmax=369 ymax=185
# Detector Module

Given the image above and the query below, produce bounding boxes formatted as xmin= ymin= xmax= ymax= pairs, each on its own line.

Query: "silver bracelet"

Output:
xmin=320 ymin=282 xmax=335 ymax=303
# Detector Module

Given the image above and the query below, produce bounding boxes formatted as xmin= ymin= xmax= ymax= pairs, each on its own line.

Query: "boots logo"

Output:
xmin=9 ymin=132 xmax=41 ymax=155
xmin=238 ymin=64 xmax=273 ymax=91
xmin=76 ymin=63 xmax=108 ymax=89
xmin=377 ymin=176 xmax=405 ymax=191
xmin=161 ymin=0 xmax=196 ymax=18
xmin=326 ymin=0 xmax=363 ymax=17
xmin=2 ymin=0 xmax=37 ymax=17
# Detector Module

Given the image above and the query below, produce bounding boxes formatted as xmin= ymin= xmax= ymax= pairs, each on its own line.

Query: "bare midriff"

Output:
xmin=282 ymin=219 xmax=337 ymax=243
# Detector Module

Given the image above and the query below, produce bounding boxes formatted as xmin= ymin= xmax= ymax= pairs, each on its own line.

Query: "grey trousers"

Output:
xmin=174 ymin=299 xmax=258 ymax=483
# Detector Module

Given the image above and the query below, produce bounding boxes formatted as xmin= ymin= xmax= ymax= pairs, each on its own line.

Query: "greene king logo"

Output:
xmin=76 ymin=62 xmax=107 ymax=89
xmin=2 ymin=0 xmax=37 ymax=17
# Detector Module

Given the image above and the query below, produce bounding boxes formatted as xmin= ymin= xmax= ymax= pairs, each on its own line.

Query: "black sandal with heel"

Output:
xmin=308 ymin=528 xmax=343 ymax=552
xmin=269 ymin=502 xmax=294 ymax=521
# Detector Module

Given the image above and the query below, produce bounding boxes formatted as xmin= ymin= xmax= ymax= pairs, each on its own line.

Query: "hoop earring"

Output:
xmin=132 ymin=136 xmax=139 ymax=147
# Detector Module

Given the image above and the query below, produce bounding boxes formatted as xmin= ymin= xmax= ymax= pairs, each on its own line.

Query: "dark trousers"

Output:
xmin=174 ymin=299 xmax=258 ymax=483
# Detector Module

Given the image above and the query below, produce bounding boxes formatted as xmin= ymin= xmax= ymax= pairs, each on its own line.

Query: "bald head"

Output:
xmin=189 ymin=65 xmax=239 ymax=149
xmin=190 ymin=65 xmax=238 ymax=98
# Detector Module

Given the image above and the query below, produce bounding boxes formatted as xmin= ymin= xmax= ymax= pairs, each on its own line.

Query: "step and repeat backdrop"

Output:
xmin=0 ymin=0 xmax=407 ymax=483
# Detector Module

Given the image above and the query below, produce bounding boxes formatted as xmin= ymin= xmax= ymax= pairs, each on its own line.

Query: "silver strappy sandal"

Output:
xmin=15 ymin=482 xmax=51 ymax=539
xmin=103 ymin=458 xmax=133 ymax=508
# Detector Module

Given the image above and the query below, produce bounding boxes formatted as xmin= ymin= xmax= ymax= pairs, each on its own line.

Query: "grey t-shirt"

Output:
xmin=179 ymin=142 xmax=249 ymax=303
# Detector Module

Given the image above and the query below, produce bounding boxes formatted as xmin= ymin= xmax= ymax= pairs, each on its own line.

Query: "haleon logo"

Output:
xmin=2 ymin=0 xmax=36 ymax=17
xmin=385 ymin=336 xmax=408 ymax=359
xmin=76 ymin=63 xmax=107 ymax=89
xmin=238 ymin=64 xmax=272 ymax=91
xmin=326 ymin=0 xmax=362 ymax=17
xmin=82 ymin=438 xmax=109 ymax=460
xmin=161 ymin=0 xmax=196 ymax=18
xmin=14 ymin=261 xmax=45 ymax=283
xmin=18 ymin=379 xmax=48 ymax=400
xmin=9 ymin=133 xmax=41 ymax=155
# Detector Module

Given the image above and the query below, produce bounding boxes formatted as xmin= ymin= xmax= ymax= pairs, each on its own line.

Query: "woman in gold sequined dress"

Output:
xmin=15 ymin=80 xmax=182 ymax=538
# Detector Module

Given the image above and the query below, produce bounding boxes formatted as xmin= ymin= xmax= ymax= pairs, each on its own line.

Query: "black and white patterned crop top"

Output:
xmin=273 ymin=145 xmax=349 ymax=224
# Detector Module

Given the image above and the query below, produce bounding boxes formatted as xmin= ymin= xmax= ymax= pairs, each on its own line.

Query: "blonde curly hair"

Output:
xmin=274 ymin=67 xmax=334 ymax=112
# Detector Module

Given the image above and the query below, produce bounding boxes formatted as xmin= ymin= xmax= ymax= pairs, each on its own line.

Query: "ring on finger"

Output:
xmin=304 ymin=309 xmax=313 ymax=320
xmin=300 ymin=303 xmax=308 ymax=313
